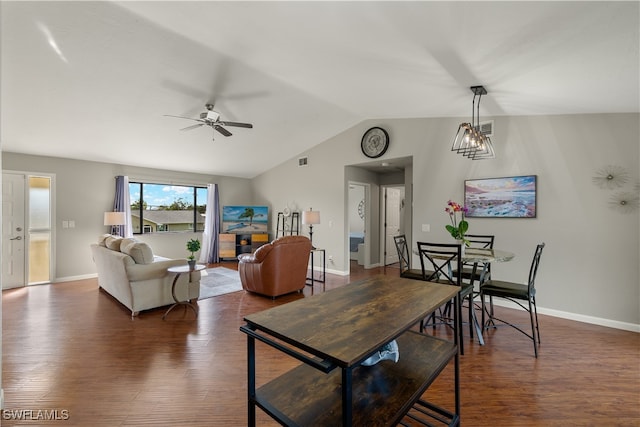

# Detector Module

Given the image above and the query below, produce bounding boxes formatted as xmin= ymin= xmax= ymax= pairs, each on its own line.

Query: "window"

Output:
xmin=129 ymin=182 xmax=207 ymax=234
xmin=28 ymin=175 xmax=52 ymax=284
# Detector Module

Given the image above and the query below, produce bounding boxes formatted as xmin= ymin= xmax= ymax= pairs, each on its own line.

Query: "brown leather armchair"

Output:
xmin=238 ymin=235 xmax=312 ymax=298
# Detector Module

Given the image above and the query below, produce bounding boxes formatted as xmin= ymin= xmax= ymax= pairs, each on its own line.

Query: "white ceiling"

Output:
xmin=1 ymin=1 xmax=638 ymax=179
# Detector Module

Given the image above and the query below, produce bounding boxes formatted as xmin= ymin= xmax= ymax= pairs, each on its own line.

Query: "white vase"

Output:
xmin=456 ymin=240 xmax=466 ymax=255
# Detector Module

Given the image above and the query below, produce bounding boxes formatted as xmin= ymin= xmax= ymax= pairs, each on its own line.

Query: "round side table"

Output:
xmin=163 ymin=264 xmax=205 ymax=320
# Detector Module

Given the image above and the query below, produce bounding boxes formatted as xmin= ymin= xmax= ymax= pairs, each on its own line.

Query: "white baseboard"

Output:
xmin=54 ymin=273 xmax=98 ymax=283
xmin=326 ymin=266 xmax=348 ymax=276
xmin=311 ymin=266 xmax=348 ymax=276
xmin=490 ymin=299 xmax=640 ymax=333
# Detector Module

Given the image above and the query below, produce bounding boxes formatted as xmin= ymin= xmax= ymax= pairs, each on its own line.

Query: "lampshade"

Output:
xmin=302 ymin=210 xmax=320 ymax=225
xmin=451 ymin=86 xmax=495 ymax=160
xmin=104 ymin=211 xmax=126 ymax=226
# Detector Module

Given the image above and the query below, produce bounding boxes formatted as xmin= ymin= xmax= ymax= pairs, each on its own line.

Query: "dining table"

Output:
xmin=413 ymin=246 xmax=515 ymax=345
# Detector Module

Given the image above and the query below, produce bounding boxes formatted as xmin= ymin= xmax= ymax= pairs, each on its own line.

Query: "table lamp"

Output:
xmin=104 ymin=211 xmax=126 ymax=236
xmin=301 ymin=208 xmax=320 ymax=246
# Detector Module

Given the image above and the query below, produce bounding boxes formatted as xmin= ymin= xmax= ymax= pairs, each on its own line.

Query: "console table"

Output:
xmin=240 ymin=275 xmax=460 ymax=426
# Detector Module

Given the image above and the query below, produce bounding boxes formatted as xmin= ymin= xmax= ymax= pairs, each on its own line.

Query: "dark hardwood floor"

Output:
xmin=2 ymin=261 xmax=639 ymax=426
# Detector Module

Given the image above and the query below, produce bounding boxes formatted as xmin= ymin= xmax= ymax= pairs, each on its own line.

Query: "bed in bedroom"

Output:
xmin=349 ymin=232 xmax=365 ymax=261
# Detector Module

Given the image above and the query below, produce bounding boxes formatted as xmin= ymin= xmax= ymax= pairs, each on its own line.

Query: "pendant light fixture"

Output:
xmin=451 ymin=85 xmax=495 ymax=160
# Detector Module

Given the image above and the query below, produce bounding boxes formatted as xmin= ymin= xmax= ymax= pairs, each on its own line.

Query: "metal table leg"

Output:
xmin=163 ymin=271 xmax=198 ymax=320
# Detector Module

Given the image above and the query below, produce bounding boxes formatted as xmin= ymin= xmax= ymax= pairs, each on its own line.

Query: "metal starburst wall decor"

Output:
xmin=592 ymin=165 xmax=630 ymax=190
xmin=609 ymin=191 xmax=640 ymax=214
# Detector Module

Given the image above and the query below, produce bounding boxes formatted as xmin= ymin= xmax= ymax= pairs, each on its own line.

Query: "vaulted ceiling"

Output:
xmin=1 ymin=1 xmax=638 ymax=178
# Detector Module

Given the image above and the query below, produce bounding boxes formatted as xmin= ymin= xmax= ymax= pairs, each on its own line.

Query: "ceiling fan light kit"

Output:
xmin=200 ymin=108 xmax=220 ymax=122
xmin=165 ymin=103 xmax=253 ymax=141
xmin=451 ymin=85 xmax=495 ymax=160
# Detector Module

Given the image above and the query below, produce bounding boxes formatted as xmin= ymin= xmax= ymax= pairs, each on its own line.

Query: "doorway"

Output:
xmin=2 ymin=172 xmax=54 ymax=289
xmin=348 ymin=183 xmax=367 ymax=267
xmin=383 ymin=186 xmax=404 ymax=265
xmin=345 ymin=156 xmax=413 ymax=272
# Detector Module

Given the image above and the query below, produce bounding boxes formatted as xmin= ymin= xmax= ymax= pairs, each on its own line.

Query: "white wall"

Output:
xmin=2 ymin=153 xmax=252 ymax=280
xmin=252 ymin=113 xmax=640 ymax=329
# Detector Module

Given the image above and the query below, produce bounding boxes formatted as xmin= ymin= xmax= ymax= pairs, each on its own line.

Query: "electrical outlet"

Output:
xmin=422 ymin=224 xmax=430 ymax=232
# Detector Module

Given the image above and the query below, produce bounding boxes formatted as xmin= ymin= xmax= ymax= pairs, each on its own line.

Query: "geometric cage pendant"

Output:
xmin=451 ymin=85 xmax=495 ymax=160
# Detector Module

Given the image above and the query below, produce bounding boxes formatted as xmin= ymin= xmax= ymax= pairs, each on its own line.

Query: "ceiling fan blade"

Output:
xmin=214 ymin=125 xmax=232 ymax=137
xmin=219 ymin=121 xmax=253 ymax=129
xmin=180 ymin=123 xmax=205 ymax=131
xmin=164 ymin=114 xmax=203 ymax=123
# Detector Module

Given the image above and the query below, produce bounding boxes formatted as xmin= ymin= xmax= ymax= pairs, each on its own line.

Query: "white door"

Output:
xmin=384 ymin=187 xmax=403 ymax=265
xmin=2 ymin=173 xmax=26 ymax=289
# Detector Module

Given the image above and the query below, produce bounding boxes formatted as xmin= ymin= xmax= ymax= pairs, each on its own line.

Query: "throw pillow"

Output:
xmin=119 ymin=237 xmax=138 ymax=252
xmin=105 ymin=235 xmax=123 ymax=251
xmin=97 ymin=234 xmax=111 ymax=247
xmin=121 ymin=241 xmax=154 ymax=264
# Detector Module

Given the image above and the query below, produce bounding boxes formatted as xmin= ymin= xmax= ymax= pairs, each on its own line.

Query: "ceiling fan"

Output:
xmin=165 ymin=104 xmax=253 ymax=140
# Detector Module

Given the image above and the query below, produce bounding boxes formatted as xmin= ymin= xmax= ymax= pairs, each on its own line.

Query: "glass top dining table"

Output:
xmin=412 ymin=246 xmax=515 ymax=264
xmin=459 ymin=247 xmax=515 ymax=264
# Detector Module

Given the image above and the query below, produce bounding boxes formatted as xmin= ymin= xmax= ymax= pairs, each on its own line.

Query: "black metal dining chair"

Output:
xmin=393 ymin=235 xmax=424 ymax=280
xmin=452 ymin=234 xmax=495 ymax=340
xmin=417 ymin=241 xmax=473 ymax=355
xmin=480 ymin=243 xmax=545 ymax=357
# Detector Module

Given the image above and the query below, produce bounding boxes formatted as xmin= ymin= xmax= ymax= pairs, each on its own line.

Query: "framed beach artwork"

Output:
xmin=464 ymin=175 xmax=537 ymax=218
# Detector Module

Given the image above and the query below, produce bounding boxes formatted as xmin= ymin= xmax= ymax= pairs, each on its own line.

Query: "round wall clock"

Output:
xmin=361 ymin=127 xmax=389 ymax=158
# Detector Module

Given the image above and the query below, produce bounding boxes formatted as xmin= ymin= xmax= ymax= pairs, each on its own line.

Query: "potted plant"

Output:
xmin=186 ymin=238 xmax=201 ymax=269
xmin=444 ymin=200 xmax=470 ymax=252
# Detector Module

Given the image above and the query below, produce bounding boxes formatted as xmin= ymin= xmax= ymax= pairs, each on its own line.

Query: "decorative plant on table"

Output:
xmin=445 ymin=200 xmax=470 ymax=247
xmin=186 ymin=238 xmax=201 ymax=268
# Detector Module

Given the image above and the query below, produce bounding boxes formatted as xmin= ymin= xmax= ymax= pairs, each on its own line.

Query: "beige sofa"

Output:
xmin=90 ymin=234 xmax=200 ymax=317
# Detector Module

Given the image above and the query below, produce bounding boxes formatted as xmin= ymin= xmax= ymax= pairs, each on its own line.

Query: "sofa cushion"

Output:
xmin=121 ymin=241 xmax=154 ymax=264
xmin=119 ymin=237 xmax=138 ymax=252
xmin=98 ymin=234 xmax=111 ymax=247
xmin=105 ymin=235 xmax=123 ymax=251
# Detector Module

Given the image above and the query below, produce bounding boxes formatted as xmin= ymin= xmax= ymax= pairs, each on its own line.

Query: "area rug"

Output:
xmin=199 ymin=267 xmax=243 ymax=300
